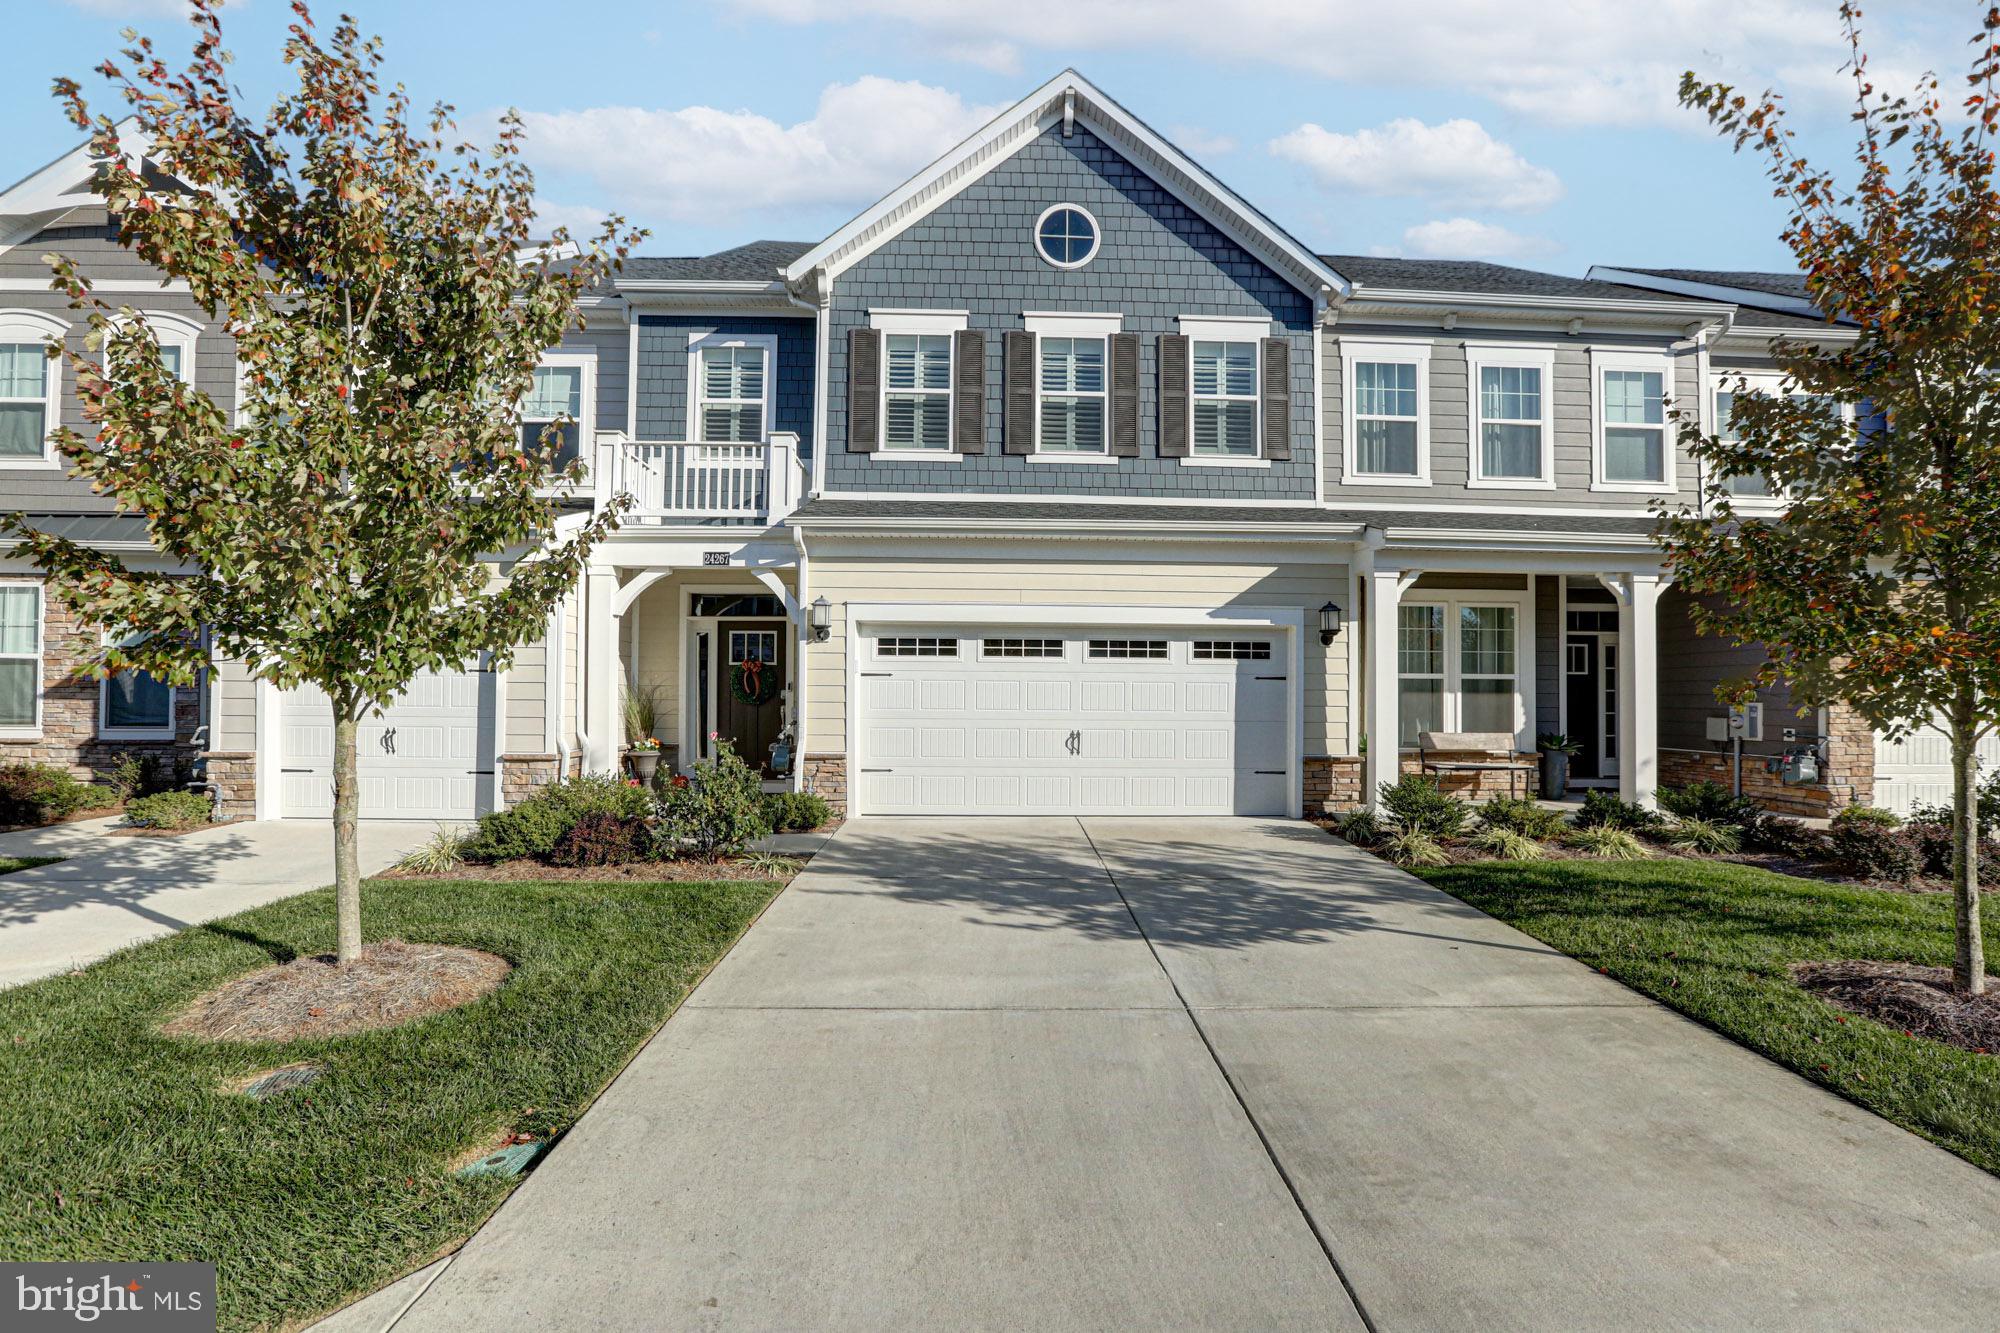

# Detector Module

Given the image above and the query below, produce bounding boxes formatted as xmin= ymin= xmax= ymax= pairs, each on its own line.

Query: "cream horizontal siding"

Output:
xmin=212 ymin=657 xmax=257 ymax=752
xmin=805 ymin=553 xmax=1352 ymax=758
xmin=504 ymin=635 xmax=547 ymax=754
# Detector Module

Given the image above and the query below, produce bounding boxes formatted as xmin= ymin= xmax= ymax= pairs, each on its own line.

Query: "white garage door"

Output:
xmin=1875 ymin=720 xmax=2000 ymax=815
xmin=855 ymin=627 xmax=1292 ymax=816
xmin=279 ymin=667 xmax=497 ymax=820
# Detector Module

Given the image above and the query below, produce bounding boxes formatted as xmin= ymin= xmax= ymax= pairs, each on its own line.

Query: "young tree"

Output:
xmin=11 ymin=0 xmax=639 ymax=962
xmin=1665 ymin=2 xmax=2000 ymax=993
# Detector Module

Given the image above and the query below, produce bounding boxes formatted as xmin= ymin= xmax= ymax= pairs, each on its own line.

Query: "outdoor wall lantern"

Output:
xmin=810 ymin=596 xmax=833 ymax=643
xmin=1318 ymin=600 xmax=1344 ymax=646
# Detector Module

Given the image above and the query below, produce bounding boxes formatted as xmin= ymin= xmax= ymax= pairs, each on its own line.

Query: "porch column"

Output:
xmin=583 ymin=567 xmax=621 ymax=774
xmin=1617 ymin=573 xmax=1664 ymax=808
xmin=1364 ymin=567 xmax=1403 ymax=808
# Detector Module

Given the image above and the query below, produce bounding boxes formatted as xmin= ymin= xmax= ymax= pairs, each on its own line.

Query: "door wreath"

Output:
xmin=729 ymin=656 xmax=781 ymax=706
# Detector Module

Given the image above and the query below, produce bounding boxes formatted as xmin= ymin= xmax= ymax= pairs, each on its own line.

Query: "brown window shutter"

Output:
xmin=1261 ymin=336 xmax=1292 ymax=460
xmin=847 ymin=327 xmax=880 ymax=453
xmin=953 ymin=329 xmax=986 ymax=454
xmin=1110 ymin=332 xmax=1140 ymax=457
xmin=1003 ymin=330 xmax=1036 ymax=455
xmin=1158 ymin=334 xmax=1190 ymax=458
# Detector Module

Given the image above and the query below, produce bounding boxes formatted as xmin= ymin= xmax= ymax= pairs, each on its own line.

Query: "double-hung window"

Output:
xmin=522 ymin=358 xmax=590 ymax=468
xmin=1038 ymin=335 xmax=1107 ymax=454
xmin=0 ymin=583 xmax=40 ymax=734
xmin=1191 ymin=339 xmax=1259 ymax=457
xmin=0 ymin=312 xmax=66 ymax=465
xmin=698 ymin=344 xmax=766 ymax=443
xmin=1467 ymin=345 xmax=1554 ymax=486
xmin=1342 ymin=341 xmax=1429 ymax=482
xmin=1592 ymin=351 xmax=1674 ymax=489
xmin=100 ymin=631 xmax=173 ymax=740
xmin=883 ymin=333 xmax=953 ymax=452
xmin=1395 ymin=598 xmax=1523 ymax=746
xmin=1712 ymin=377 xmax=1846 ymax=505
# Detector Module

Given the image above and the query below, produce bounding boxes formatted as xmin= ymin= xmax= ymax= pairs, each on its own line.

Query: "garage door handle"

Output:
xmin=1256 ymin=675 xmax=1286 ymax=681
xmin=1066 ymin=730 xmax=1080 ymax=756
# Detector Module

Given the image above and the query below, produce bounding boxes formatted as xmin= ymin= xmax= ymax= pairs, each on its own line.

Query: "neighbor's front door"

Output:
xmin=715 ymin=620 xmax=785 ymax=777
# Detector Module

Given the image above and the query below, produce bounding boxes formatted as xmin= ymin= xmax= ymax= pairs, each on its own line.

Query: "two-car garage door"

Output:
xmin=854 ymin=626 xmax=1293 ymax=816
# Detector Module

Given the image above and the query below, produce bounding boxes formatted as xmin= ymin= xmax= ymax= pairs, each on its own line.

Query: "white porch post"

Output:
xmin=766 ymin=432 xmax=802 ymax=523
xmin=1364 ymin=567 xmax=1403 ymax=808
xmin=583 ymin=566 xmax=621 ymax=774
xmin=1617 ymin=573 xmax=1664 ymax=808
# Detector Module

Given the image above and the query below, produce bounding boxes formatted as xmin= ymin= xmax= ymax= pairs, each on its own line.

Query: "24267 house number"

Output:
xmin=702 ymin=552 xmax=730 ymax=567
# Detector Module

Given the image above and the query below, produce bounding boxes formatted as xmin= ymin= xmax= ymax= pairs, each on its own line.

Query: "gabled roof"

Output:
xmin=0 ymin=117 xmax=153 ymax=257
xmin=1606 ymin=267 xmax=1808 ymax=300
xmin=1324 ymin=255 xmax=1679 ymax=302
xmin=622 ymin=241 xmax=814 ymax=285
xmin=780 ymin=70 xmax=1348 ymax=303
xmin=1585 ymin=264 xmax=1849 ymax=326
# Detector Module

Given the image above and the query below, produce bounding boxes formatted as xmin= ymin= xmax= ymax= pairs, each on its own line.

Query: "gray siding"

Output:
xmin=1322 ymin=324 xmax=1702 ymax=509
xmin=634 ymin=314 xmax=815 ymax=452
xmin=1658 ymin=588 xmax=1813 ymax=757
xmin=556 ymin=321 xmax=632 ymax=446
xmin=2 ymin=208 xmax=236 ymax=512
xmin=822 ymin=123 xmax=1315 ymax=499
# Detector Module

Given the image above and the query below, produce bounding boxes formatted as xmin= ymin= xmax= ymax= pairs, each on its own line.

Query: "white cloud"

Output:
xmin=516 ymin=78 xmax=999 ymax=224
xmin=734 ymin=0 xmax=1925 ymax=129
xmin=1271 ymin=118 xmax=1561 ymax=212
xmin=61 ymin=0 xmax=200 ymax=14
xmin=529 ymin=200 xmax=612 ymax=240
xmin=1398 ymin=217 xmax=1560 ymax=261
xmin=1169 ymin=126 xmax=1238 ymax=157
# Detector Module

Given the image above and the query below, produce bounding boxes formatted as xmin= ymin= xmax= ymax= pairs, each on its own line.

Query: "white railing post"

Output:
xmin=592 ymin=428 xmax=625 ymax=511
xmin=766 ymin=432 xmax=800 ymax=523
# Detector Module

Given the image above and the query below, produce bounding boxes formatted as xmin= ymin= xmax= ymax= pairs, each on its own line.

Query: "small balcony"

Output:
xmin=590 ymin=431 xmax=805 ymax=525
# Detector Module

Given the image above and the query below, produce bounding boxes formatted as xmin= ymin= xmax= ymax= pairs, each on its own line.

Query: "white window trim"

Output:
xmin=0 ymin=310 xmax=68 ymax=471
xmin=1033 ymin=202 xmax=1101 ymax=271
xmin=112 ymin=310 xmax=199 ymax=386
xmin=683 ymin=331 xmax=774 ymax=444
xmin=1024 ymin=312 xmax=1122 ymax=458
xmin=1590 ymin=348 xmax=1677 ymax=494
xmin=525 ymin=350 xmax=595 ymax=494
xmin=870 ymin=310 xmax=967 ymax=459
xmin=1465 ymin=342 xmax=1556 ymax=490
xmin=0 ymin=580 xmax=42 ymax=739
xmin=1394 ymin=591 xmax=1533 ymax=750
xmin=1181 ymin=316 xmax=1268 ymax=464
xmin=97 ymin=632 xmax=175 ymax=741
xmin=1339 ymin=337 xmax=1431 ymax=487
xmin=1707 ymin=369 xmax=1852 ymax=515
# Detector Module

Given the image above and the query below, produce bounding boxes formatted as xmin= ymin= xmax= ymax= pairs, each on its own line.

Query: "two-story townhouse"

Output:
xmin=0 ymin=72 xmax=1907 ymax=825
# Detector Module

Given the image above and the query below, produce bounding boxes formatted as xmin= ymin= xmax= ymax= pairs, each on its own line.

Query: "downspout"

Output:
xmin=780 ymin=267 xmax=832 ymax=499
xmin=548 ymin=595 xmax=569 ymax=778
xmin=791 ymin=523 xmax=812 ymax=793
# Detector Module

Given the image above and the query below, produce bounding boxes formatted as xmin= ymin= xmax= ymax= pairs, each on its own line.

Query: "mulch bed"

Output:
xmin=0 ymin=806 xmax=124 ymax=835
xmin=379 ymin=857 xmax=800 ymax=883
xmin=1792 ymin=959 xmax=2000 ymax=1055
xmin=108 ymin=823 xmax=227 ymax=839
xmin=160 ymin=940 xmax=511 ymax=1042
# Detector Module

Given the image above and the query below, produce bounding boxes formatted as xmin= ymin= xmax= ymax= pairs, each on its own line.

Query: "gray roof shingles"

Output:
xmin=1320 ymin=255 xmax=1688 ymax=302
xmin=1610 ymin=267 xmax=1810 ymax=300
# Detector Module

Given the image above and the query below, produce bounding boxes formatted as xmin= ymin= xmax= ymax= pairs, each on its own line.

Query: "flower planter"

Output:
xmin=1539 ymin=751 xmax=1569 ymax=800
xmin=627 ymin=750 xmax=661 ymax=787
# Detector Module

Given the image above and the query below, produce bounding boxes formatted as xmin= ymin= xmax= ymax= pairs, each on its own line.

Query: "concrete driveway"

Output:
xmin=367 ymin=818 xmax=2000 ymax=1332
xmin=0 ymin=818 xmax=440 ymax=988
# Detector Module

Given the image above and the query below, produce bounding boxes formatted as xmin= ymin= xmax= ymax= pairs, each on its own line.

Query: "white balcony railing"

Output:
xmin=593 ymin=430 xmax=803 ymax=524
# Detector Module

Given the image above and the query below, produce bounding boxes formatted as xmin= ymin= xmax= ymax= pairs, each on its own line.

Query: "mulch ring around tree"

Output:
xmin=160 ymin=940 xmax=511 ymax=1042
xmin=1792 ymin=960 xmax=2000 ymax=1056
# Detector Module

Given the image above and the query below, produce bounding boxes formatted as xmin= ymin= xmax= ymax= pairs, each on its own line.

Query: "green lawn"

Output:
xmin=0 ymin=854 xmax=62 ymax=875
xmin=0 ymin=876 xmax=780 ymax=1330
xmin=1420 ymin=857 xmax=2000 ymax=1175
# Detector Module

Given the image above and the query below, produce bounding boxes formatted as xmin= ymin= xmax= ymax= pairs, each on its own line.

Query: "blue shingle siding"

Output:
xmin=822 ymin=124 xmax=1316 ymax=498
xmin=633 ymin=314 xmax=816 ymax=455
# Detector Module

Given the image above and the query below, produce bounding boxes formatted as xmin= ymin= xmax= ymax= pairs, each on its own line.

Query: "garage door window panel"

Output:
xmin=1087 ymin=639 xmax=1168 ymax=660
xmin=878 ymin=636 xmax=957 ymax=658
xmin=981 ymin=637 xmax=1064 ymax=659
xmin=1193 ymin=639 xmax=1272 ymax=661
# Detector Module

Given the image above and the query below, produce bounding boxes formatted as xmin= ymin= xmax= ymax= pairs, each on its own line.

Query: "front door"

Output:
xmin=1563 ymin=632 xmax=1621 ymax=784
xmin=715 ymin=620 xmax=785 ymax=777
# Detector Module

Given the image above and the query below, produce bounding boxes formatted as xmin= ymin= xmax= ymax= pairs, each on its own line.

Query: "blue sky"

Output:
xmin=5 ymin=0 xmax=1984 ymax=275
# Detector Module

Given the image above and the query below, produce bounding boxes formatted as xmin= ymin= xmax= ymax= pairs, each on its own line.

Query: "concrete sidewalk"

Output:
xmin=363 ymin=818 xmax=2000 ymax=1332
xmin=0 ymin=818 xmax=440 ymax=988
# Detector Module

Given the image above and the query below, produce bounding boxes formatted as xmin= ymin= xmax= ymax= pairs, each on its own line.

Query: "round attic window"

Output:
xmin=1035 ymin=204 xmax=1099 ymax=269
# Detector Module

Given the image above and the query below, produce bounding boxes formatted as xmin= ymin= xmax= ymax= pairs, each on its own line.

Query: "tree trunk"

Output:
xmin=333 ymin=700 xmax=363 ymax=964
xmin=1950 ymin=687 xmax=1985 ymax=996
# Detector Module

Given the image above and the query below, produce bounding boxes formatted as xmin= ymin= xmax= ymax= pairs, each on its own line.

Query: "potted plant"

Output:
xmin=1537 ymin=733 xmax=1580 ymax=800
xmin=624 ymin=690 xmax=662 ymax=785
xmin=626 ymin=736 xmax=662 ymax=786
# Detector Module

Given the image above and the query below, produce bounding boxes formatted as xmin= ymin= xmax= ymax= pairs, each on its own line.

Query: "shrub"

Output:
xmin=1829 ymin=819 xmax=1920 ymax=882
xmin=1470 ymin=826 xmax=1546 ymax=860
xmin=124 ymin=789 xmax=212 ymax=830
xmin=1657 ymin=780 xmax=1759 ymax=827
xmin=1382 ymin=828 xmax=1450 ymax=866
xmin=1378 ymin=775 xmax=1467 ymax=838
xmin=1567 ymin=825 xmax=1649 ymax=860
xmin=1476 ymin=796 xmax=1567 ymax=840
xmin=1333 ymin=807 xmax=1382 ymax=846
xmin=656 ymin=740 xmax=770 ymax=860
xmin=1743 ymin=812 xmax=1831 ymax=859
xmin=1906 ymin=769 xmax=2000 ymax=835
xmin=0 ymin=763 xmax=115 ymax=826
xmin=464 ymin=773 xmax=654 ymax=863
xmin=396 ymin=824 xmax=472 ymax=874
xmin=1831 ymin=804 xmax=1902 ymax=829
xmin=1571 ymin=790 xmax=1661 ymax=832
xmin=1667 ymin=816 xmax=1742 ymax=855
xmin=108 ymin=756 xmax=147 ymax=801
xmin=549 ymin=812 xmax=648 ymax=868
xmin=761 ymin=790 xmax=832 ymax=833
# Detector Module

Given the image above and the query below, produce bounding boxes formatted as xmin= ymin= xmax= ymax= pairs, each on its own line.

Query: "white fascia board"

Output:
xmin=785 ymin=515 xmax=1362 ymax=542
xmin=849 ymin=601 xmax=1307 ymax=630
xmin=1587 ymin=266 xmax=1821 ymax=317
xmin=1346 ymin=287 xmax=1730 ymax=324
xmin=780 ymin=69 xmax=1348 ymax=303
xmin=812 ymin=488 xmax=1317 ymax=509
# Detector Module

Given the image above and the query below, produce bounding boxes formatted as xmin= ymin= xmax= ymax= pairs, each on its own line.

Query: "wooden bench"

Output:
xmin=1418 ymin=731 xmax=1536 ymax=800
